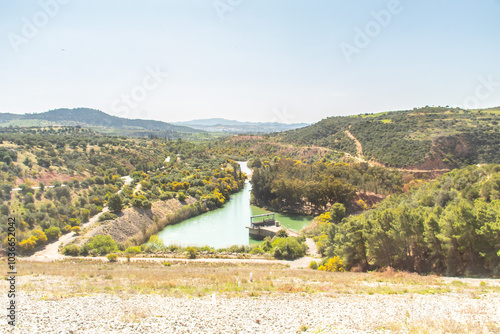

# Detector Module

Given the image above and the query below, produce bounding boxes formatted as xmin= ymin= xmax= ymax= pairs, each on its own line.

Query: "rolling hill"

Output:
xmin=173 ymin=118 xmax=309 ymax=133
xmin=0 ymin=108 xmax=202 ymax=138
xmin=277 ymin=106 xmax=500 ymax=169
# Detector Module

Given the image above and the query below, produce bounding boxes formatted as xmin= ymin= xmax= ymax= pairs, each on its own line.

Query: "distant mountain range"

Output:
xmin=0 ymin=109 xmax=309 ymax=136
xmin=0 ymin=108 xmax=202 ymax=138
xmin=173 ymin=118 xmax=309 ymax=133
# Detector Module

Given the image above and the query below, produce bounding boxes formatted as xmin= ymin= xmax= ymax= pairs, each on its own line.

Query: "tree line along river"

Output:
xmin=157 ymin=162 xmax=313 ymax=249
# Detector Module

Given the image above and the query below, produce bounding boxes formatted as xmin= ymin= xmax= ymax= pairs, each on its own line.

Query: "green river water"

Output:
xmin=157 ymin=162 xmax=313 ymax=248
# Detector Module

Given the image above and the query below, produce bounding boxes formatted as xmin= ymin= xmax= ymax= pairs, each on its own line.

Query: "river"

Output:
xmin=157 ymin=162 xmax=314 ymax=249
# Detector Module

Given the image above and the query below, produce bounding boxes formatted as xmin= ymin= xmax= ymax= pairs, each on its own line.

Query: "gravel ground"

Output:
xmin=1 ymin=291 xmax=499 ymax=333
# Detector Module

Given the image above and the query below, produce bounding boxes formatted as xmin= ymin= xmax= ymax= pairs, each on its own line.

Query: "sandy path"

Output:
xmin=305 ymin=238 xmax=319 ymax=257
xmin=28 ymin=207 xmax=110 ymax=261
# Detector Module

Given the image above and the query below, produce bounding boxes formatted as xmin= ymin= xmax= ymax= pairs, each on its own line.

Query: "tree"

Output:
xmin=252 ymin=158 xmax=262 ymax=168
xmin=329 ymin=203 xmax=346 ymax=224
xmin=107 ymin=194 xmax=123 ymax=213
xmin=62 ymin=245 xmax=80 ymax=256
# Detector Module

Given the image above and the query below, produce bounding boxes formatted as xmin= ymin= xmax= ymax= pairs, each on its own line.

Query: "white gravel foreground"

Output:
xmin=1 ymin=292 xmax=499 ymax=333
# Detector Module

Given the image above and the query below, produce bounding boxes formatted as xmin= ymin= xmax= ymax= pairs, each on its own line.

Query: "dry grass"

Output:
xmin=10 ymin=259 xmax=500 ymax=299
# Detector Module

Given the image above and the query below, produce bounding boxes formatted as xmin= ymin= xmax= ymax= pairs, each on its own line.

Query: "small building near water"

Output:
xmin=246 ymin=213 xmax=298 ymax=240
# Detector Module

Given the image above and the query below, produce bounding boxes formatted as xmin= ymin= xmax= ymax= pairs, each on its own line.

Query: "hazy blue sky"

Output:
xmin=1 ymin=0 xmax=499 ymax=123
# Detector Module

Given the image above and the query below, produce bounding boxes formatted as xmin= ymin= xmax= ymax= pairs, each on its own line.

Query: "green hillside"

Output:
xmin=311 ymin=164 xmax=500 ymax=276
xmin=0 ymin=127 xmax=244 ymax=253
xmin=279 ymin=106 xmax=500 ymax=168
xmin=0 ymin=108 xmax=203 ymax=138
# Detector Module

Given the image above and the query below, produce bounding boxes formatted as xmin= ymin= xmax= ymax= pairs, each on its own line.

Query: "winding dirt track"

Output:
xmin=344 ymin=129 xmax=364 ymax=159
xmin=28 ymin=176 xmax=132 ymax=261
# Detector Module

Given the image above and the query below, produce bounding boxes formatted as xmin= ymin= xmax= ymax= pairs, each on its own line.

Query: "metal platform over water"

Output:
xmin=246 ymin=213 xmax=299 ymax=240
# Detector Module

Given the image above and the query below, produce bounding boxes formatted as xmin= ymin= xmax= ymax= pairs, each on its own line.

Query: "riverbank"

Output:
xmin=84 ymin=196 xmax=200 ymax=246
xmin=3 ymin=260 xmax=499 ymax=333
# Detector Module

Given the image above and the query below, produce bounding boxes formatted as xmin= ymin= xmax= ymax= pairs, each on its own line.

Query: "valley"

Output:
xmin=1 ymin=106 xmax=499 ymax=274
xmin=1 ymin=106 xmax=499 ymax=333
xmin=3 ymin=2 xmax=499 ymax=332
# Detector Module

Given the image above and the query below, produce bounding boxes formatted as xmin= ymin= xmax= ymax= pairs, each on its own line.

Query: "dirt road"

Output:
xmin=28 ymin=176 xmax=132 ymax=261
xmin=345 ymin=129 xmax=364 ymax=159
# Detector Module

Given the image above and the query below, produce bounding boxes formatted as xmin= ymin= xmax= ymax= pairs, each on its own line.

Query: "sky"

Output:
xmin=0 ymin=0 xmax=499 ymax=124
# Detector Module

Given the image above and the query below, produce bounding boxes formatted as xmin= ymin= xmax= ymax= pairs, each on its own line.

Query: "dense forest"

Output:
xmin=309 ymin=164 xmax=500 ymax=276
xmin=250 ymin=158 xmax=404 ymax=214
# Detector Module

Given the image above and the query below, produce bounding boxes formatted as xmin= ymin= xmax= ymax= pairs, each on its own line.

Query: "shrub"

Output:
xmin=145 ymin=235 xmax=165 ymax=253
xmin=79 ymin=243 xmax=89 ymax=256
xmin=19 ymin=237 xmax=37 ymax=253
xmin=224 ymin=244 xmax=250 ymax=253
xmin=107 ymin=253 xmax=118 ymax=262
xmin=141 ymin=199 xmax=151 ymax=209
xmin=62 ymin=245 xmax=80 ymax=256
xmin=31 ymin=230 xmax=47 ymax=246
xmin=276 ymin=229 xmax=288 ymax=238
xmin=44 ymin=226 xmax=61 ymax=241
xmin=71 ymin=226 xmax=81 ymax=234
xmin=125 ymin=246 xmax=141 ymax=254
xmin=98 ymin=212 xmax=118 ymax=222
xmin=316 ymin=235 xmax=328 ymax=256
xmin=168 ymin=244 xmax=179 ymax=252
xmin=249 ymin=246 xmax=264 ymax=255
xmin=90 ymin=249 xmax=99 ymax=257
xmin=318 ymin=257 xmax=345 ymax=272
xmin=186 ymin=246 xmax=197 ymax=259
xmin=163 ymin=262 xmax=171 ymax=266
xmin=86 ymin=235 xmax=118 ymax=256
xmin=130 ymin=197 xmax=143 ymax=208
xmin=271 ymin=237 xmax=306 ymax=260
xmin=309 ymin=261 xmax=318 ymax=270
xmin=68 ymin=218 xmax=81 ymax=227
xmin=200 ymin=245 xmax=214 ymax=252
xmin=159 ymin=192 xmax=173 ymax=201
xmin=177 ymin=192 xmax=187 ymax=202
xmin=261 ymin=237 xmax=273 ymax=252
